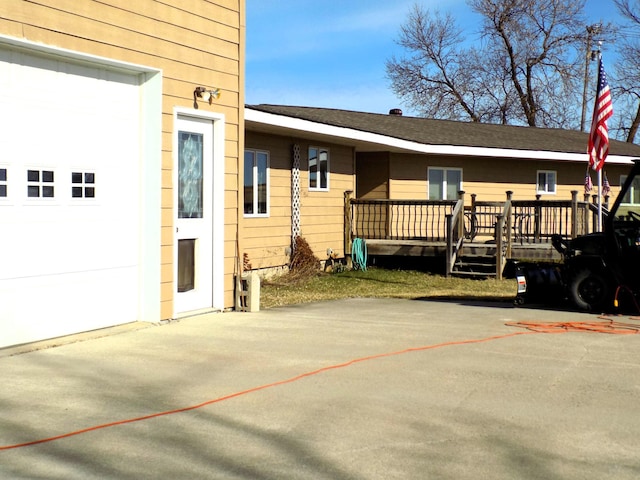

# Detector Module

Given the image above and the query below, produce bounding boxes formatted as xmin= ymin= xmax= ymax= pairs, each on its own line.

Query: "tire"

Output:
xmin=569 ymin=269 xmax=610 ymax=312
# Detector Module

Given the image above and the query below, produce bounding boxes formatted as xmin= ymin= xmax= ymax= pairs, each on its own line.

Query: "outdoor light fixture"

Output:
xmin=193 ymin=86 xmax=221 ymax=109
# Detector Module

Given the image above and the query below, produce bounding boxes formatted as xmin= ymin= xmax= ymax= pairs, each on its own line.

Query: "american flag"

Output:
xmin=602 ymin=171 xmax=611 ymax=197
xmin=585 ymin=170 xmax=593 ymax=193
xmin=588 ymin=58 xmax=613 ymax=172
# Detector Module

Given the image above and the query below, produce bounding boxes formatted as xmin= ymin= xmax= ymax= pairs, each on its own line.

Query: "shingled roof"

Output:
xmin=247 ymin=104 xmax=640 ymax=159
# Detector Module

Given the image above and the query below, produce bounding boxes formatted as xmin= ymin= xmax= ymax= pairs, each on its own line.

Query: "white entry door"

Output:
xmin=175 ymin=115 xmax=214 ymax=313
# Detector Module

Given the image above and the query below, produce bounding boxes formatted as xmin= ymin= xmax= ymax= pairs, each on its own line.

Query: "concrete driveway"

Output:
xmin=1 ymin=297 xmax=639 ymax=479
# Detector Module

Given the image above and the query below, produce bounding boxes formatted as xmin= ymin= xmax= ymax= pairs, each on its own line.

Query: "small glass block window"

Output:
xmin=27 ymin=169 xmax=54 ymax=198
xmin=72 ymin=171 xmax=96 ymax=198
xmin=0 ymin=168 xmax=6 ymax=198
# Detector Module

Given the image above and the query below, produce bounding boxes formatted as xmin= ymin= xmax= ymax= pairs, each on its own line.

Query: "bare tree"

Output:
xmin=387 ymin=0 xmax=586 ymax=128
xmin=613 ymin=0 xmax=640 ymax=143
xmin=386 ymin=7 xmax=484 ymax=122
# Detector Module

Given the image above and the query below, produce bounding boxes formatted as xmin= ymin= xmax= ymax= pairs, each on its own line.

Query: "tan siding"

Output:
xmin=357 ymin=152 xmax=389 ymax=199
xmin=243 ymin=131 xmax=294 ymax=269
xmin=296 ymin=143 xmax=355 ymax=261
xmin=243 ymin=132 xmax=355 ymax=268
xmin=377 ymin=153 xmax=627 ymax=205
xmin=1 ymin=0 xmax=244 ymax=314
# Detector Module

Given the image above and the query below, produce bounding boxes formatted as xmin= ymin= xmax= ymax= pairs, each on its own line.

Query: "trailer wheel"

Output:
xmin=569 ymin=269 xmax=609 ymax=312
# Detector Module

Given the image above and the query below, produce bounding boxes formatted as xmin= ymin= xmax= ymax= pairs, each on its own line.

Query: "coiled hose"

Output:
xmin=351 ymin=237 xmax=367 ymax=271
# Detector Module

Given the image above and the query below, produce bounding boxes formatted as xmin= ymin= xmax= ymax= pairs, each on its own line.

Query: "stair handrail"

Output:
xmin=494 ymin=195 xmax=512 ymax=280
xmin=445 ymin=195 xmax=466 ymax=277
xmin=504 ymin=192 xmax=513 ymax=259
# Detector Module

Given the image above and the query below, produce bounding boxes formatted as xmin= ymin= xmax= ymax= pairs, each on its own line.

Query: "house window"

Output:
xmin=0 ymin=168 xmax=6 ymax=198
xmin=309 ymin=146 xmax=329 ymax=191
xmin=428 ymin=167 xmax=462 ymax=200
xmin=27 ymin=169 xmax=54 ymax=198
xmin=621 ymin=175 xmax=640 ymax=204
xmin=72 ymin=172 xmax=96 ymax=198
xmin=244 ymin=149 xmax=269 ymax=216
xmin=537 ymin=170 xmax=556 ymax=194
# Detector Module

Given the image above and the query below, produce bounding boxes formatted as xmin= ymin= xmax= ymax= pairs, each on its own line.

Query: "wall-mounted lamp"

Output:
xmin=193 ymin=86 xmax=221 ymax=109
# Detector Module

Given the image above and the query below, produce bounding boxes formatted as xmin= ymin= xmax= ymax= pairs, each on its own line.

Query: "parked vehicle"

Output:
xmin=515 ymin=160 xmax=640 ymax=312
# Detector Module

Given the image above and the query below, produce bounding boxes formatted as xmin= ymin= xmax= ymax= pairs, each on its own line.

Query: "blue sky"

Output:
xmin=246 ymin=1 xmax=624 ymax=116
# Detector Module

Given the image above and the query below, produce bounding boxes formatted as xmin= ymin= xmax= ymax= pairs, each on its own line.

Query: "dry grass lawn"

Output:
xmin=260 ymin=268 xmax=517 ymax=309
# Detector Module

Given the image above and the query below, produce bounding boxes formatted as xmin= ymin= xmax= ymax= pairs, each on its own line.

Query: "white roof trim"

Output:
xmin=246 ymin=108 xmax=637 ymax=165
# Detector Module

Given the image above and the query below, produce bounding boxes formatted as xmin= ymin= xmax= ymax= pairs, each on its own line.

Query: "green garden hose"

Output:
xmin=352 ymin=238 xmax=367 ymax=271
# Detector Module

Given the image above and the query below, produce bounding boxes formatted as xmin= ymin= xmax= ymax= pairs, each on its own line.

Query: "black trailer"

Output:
xmin=516 ymin=159 xmax=640 ymax=312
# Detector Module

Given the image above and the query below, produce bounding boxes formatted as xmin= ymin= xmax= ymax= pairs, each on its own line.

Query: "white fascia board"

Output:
xmin=245 ymin=108 xmax=637 ymax=165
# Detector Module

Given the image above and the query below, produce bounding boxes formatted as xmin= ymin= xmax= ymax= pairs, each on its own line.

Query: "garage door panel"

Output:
xmin=4 ymin=221 xmax=138 ymax=278
xmin=0 ymin=47 xmax=142 ymax=348
xmin=0 ymin=267 xmax=138 ymax=347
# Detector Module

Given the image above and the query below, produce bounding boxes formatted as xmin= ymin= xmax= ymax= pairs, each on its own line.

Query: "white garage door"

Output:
xmin=0 ymin=48 xmax=143 ymax=347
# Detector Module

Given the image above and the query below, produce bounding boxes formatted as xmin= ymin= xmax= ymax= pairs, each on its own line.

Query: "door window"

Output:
xmin=178 ymin=132 xmax=204 ymax=219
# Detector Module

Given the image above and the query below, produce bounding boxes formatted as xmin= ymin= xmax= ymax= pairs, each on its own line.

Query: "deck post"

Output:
xmin=344 ymin=190 xmax=353 ymax=268
xmin=505 ymin=191 xmax=513 ymax=258
xmin=457 ymin=190 xmax=465 ymax=243
xmin=591 ymin=194 xmax=598 ymax=232
xmin=445 ymin=214 xmax=453 ymax=277
xmin=570 ymin=190 xmax=578 ymax=238
xmin=534 ymin=194 xmax=542 ymax=242
xmin=495 ymin=214 xmax=504 ymax=280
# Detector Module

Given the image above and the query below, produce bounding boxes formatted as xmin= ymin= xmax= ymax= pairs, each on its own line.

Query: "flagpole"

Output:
xmin=597 ymin=168 xmax=602 ymax=231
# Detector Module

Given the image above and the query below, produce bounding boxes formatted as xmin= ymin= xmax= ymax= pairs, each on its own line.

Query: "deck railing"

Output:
xmin=349 ymin=198 xmax=457 ymax=241
xmin=345 ymin=190 xmax=607 ymax=261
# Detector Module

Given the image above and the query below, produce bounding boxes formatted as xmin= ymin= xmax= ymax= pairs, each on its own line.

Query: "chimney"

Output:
xmin=389 ymin=108 xmax=403 ymax=116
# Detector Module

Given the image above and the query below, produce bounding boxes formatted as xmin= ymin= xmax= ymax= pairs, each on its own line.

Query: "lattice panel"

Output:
xmin=291 ymin=144 xmax=301 ymax=245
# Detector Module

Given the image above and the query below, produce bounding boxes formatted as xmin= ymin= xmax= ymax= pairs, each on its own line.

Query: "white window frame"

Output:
xmin=69 ymin=168 xmax=99 ymax=206
xmin=0 ymin=164 xmax=9 ymax=204
xmin=620 ymin=175 xmax=640 ymax=204
xmin=427 ymin=167 xmax=463 ymax=200
xmin=537 ymin=170 xmax=557 ymax=195
xmin=308 ymin=146 xmax=330 ymax=191
xmin=244 ymin=149 xmax=270 ymax=217
xmin=25 ymin=166 xmax=58 ymax=204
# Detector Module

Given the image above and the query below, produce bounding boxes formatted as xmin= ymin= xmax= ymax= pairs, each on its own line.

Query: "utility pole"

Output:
xmin=581 ymin=24 xmax=602 ymax=132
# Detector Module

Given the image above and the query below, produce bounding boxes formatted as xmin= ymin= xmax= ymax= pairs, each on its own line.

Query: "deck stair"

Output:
xmin=452 ymin=242 xmax=498 ymax=278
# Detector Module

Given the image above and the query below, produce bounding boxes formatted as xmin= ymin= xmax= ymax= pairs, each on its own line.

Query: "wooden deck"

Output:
xmin=345 ymin=191 xmax=602 ymax=278
xmin=365 ymin=239 xmax=562 ymax=262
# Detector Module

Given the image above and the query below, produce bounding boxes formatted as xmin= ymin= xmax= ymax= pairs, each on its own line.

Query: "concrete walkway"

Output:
xmin=1 ymin=298 xmax=639 ymax=479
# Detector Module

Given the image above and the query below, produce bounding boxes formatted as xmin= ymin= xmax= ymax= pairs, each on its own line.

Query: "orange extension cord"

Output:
xmin=507 ymin=315 xmax=640 ymax=335
xmin=1 ymin=317 xmax=639 ymax=452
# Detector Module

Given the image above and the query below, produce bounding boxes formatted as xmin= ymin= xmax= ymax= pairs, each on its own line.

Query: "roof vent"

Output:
xmin=389 ymin=108 xmax=403 ymax=116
